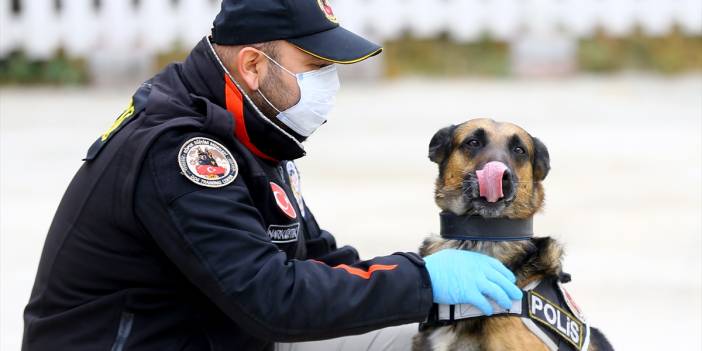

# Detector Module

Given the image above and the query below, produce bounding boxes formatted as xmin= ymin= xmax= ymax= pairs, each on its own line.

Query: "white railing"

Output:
xmin=1 ymin=0 xmax=701 ymax=60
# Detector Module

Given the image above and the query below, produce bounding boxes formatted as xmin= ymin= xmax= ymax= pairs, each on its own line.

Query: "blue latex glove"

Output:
xmin=424 ymin=249 xmax=523 ymax=315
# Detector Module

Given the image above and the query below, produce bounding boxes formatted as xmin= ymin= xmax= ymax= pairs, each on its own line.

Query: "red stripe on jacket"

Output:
xmin=311 ymin=260 xmax=398 ymax=280
xmin=224 ymin=75 xmax=278 ymax=162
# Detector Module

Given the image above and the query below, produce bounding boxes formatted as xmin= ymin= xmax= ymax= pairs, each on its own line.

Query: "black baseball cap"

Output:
xmin=211 ymin=0 xmax=382 ymax=64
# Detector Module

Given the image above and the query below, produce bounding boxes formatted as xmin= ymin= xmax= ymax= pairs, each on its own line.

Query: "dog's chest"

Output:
xmin=419 ymin=277 xmax=590 ymax=351
xmin=427 ymin=326 xmax=481 ymax=351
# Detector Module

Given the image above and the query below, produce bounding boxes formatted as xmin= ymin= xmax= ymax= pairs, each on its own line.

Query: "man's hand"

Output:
xmin=424 ymin=249 xmax=523 ymax=315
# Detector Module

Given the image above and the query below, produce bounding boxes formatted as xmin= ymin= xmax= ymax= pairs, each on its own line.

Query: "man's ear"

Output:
xmin=236 ymin=47 xmax=267 ymax=91
xmin=531 ymin=136 xmax=551 ymax=181
xmin=428 ymin=125 xmax=457 ymax=164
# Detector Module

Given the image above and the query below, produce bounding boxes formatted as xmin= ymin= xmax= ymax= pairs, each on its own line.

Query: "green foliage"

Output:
xmin=0 ymin=31 xmax=699 ymax=84
xmin=153 ymin=41 xmax=190 ymax=73
xmin=0 ymin=51 xmax=89 ymax=85
xmin=579 ymin=28 xmax=702 ymax=74
xmin=384 ymin=34 xmax=510 ymax=77
xmin=386 ymin=30 xmax=701 ymax=77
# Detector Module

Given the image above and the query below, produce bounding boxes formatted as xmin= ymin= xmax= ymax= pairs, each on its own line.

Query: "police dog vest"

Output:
xmin=421 ymin=275 xmax=591 ymax=351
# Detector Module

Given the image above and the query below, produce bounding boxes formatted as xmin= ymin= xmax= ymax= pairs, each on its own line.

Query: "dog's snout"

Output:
xmin=502 ymin=168 xmax=512 ymax=186
xmin=502 ymin=169 xmax=515 ymax=200
xmin=501 ymin=168 xmax=513 ymax=184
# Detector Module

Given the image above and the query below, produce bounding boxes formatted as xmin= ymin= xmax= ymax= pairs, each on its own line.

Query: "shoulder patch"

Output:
xmin=558 ymin=282 xmax=587 ymax=323
xmin=270 ymin=182 xmax=297 ymax=219
xmin=178 ymin=137 xmax=238 ymax=188
xmin=286 ymin=162 xmax=306 ymax=217
xmin=267 ymin=223 xmax=300 ymax=243
xmin=528 ymin=289 xmax=586 ymax=350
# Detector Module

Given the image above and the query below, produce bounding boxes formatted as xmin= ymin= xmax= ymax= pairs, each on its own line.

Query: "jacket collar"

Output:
xmin=179 ymin=37 xmax=306 ymax=162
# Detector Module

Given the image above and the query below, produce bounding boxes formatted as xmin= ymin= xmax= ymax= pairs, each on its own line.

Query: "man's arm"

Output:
xmin=135 ymin=131 xmax=433 ymax=342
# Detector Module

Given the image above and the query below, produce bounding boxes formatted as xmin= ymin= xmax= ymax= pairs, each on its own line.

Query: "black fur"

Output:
xmin=507 ymin=134 xmax=530 ymax=165
xmin=505 ymin=238 xmax=540 ymax=272
xmin=531 ymin=136 xmax=550 ymax=181
xmin=428 ymin=124 xmax=457 ymax=165
xmin=415 ymin=236 xmax=615 ymax=350
xmin=460 ymin=128 xmax=488 ymax=158
xmin=590 ymin=327 xmax=615 ymax=351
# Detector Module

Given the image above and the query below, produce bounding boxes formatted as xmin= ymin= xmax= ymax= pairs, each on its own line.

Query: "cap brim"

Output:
xmin=287 ymin=26 xmax=382 ymax=64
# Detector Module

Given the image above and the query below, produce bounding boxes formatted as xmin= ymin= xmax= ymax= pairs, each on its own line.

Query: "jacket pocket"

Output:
xmin=110 ymin=312 xmax=134 ymax=351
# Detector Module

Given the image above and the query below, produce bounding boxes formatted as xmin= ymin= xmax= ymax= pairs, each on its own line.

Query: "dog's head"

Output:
xmin=429 ymin=118 xmax=550 ymax=219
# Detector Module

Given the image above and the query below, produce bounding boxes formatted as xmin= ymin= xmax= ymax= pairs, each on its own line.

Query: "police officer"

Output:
xmin=22 ymin=1 xmax=522 ymax=350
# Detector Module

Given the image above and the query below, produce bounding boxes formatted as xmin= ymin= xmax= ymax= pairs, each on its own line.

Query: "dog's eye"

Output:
xmin=466 ymin=140 xmax=482 ymax=148
xmin=513 ymin=147 xmax=525 ymax=154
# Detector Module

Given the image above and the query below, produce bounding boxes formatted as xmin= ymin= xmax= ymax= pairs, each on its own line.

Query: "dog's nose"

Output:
xmin=501 ymin=168 xmax=514 ymax=199
xmin=501 ymin=168 xmax=512 ymax=184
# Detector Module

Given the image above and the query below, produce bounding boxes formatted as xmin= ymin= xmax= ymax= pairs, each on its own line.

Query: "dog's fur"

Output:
xmin=413 ymin=119 xmax=614 ymax=351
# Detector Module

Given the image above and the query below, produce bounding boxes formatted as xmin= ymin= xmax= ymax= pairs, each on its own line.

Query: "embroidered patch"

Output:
xmin=317 ymin=0 xmax=338 ymax=23
xmin=270 ymin=182 xmax=297 ymax=219
xmin=558 ymin=283 xmax=587 ymax=323
xmin=267 ymin=223 xmax=300 ymax=243
xmin=178 ymin=137 xmax=238 ymax=188
xmin=286 ymin=162 xmax=306 ymax=218
xmin=528 ymin=291 xmax=585 ymax=350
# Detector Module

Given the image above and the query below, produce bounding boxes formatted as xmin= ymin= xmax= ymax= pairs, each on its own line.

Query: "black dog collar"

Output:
xmin=439 ymin=211 xmax=534 ymax=241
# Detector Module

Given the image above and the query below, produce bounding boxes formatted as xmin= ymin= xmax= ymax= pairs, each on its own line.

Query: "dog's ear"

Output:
xmin=428 ymin=125 xmax=457 ymax=164
xmin=531 ymin=136 xmax=550 ymax=181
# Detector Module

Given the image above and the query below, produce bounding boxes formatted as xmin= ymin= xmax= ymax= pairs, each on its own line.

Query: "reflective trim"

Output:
xmin=110 ymin=312 xmax=134 ymax=351
xmin=521 ymin=317 xmax=559 ymax=351
xmin=291 ymin=44 xmax=383 ymax=64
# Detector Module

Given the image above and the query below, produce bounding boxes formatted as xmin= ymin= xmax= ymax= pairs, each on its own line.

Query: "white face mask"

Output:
xmin=257 ymin=52 xmax=340 ymax=137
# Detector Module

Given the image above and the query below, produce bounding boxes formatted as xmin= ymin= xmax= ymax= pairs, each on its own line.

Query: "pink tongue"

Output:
xmin=476 ymin=161 xmax=508 ymax=203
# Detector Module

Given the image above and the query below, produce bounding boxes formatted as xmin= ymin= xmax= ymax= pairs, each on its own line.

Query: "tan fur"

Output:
xmin=416 ymin=212 xmax=568 ymax=349
xmin=419 ymin=235 xmax=564 ymax=291
xmin=481 ymin=317 xmax=551 ymax=351
xmin=415 ymin=119 xmax=606 ymax=351
xmin=434 ymin=119 xmax=544 ymax=219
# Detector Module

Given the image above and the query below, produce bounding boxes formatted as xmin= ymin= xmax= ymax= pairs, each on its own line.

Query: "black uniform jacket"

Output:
xmin=22 ymin=37 xmax=433 ymax=351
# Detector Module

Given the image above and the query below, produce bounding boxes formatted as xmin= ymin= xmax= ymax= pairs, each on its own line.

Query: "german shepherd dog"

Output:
xmin=413 ymin=119 xmax=614 ymax=351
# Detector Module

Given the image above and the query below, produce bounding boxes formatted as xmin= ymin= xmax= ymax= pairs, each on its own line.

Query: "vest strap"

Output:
xmin=420 ymin=277 xmax=591 ymax=351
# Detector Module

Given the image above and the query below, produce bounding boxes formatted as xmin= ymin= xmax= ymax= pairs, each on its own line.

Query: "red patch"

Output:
xmin=196 ymin=165 xmax=226 ymax=177
xmin=559 ymin=284 xmax=587 ymax=322
xmin=321 ymin=0 xmax=334 ymax=17
xmin=270 ymin=182 xmax=297 ymax=219
xmin=317 ymin=0 xmax=338 ymax=23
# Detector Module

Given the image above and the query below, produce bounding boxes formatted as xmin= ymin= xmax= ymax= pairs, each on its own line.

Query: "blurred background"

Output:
xmin=1 ymin=0 xmax=702 ymax=82
xmin=1 ymin=0 xmax=701 ymax=350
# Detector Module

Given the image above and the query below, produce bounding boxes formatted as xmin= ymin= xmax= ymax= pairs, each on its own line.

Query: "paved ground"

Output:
xmin=2 ymin=74 xmax=701 ymax=350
